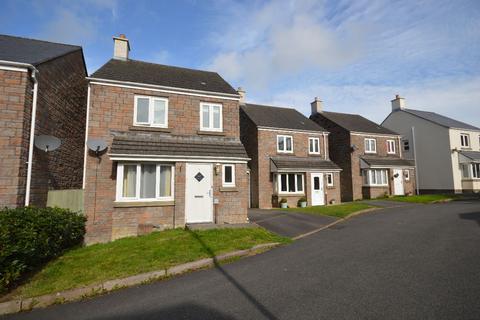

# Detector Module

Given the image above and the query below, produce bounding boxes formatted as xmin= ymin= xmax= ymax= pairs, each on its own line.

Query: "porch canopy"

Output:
xmin=360 ymin=156 xmax=415 ymax=169
xmin=459 ymin=151 xmax=480 ymax=163
xmin=108 ymin=131 xmax=249 ymax=162
xmin=270 ymin=157 xmax=341 ymax=173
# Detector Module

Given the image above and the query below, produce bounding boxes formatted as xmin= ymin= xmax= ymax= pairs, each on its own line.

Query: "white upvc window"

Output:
xmin=364 ymin=138 xmax=377 ymax=153
xmin=326 ymin=173 xmax=334 ymax=186
xmin=363 ymin=169 xmax=388 ymax=186
xmin=116 ymin=163 xmax=174 ymax=202
xmin=403 ymin=140 xmax=410 ymax=151
xmin=134 ymin=95 xmax=168 ymax=127
xmin=387 ymin=140 xmax=396 ymax=154
xmin=200 ymin=102 xmax=222 ymax=132
xmin=277 ymin=173 xmax=304 ymax=194
xmin=404 ymin=170 xmax=410 ymax=181
xmin=462 ymin=164 xmax=470 ymax=179
xmin=309 ymin=137 xmax=320 ymax=154
xmin=222 ymin=164 xmax=235 ymax=187
xmin=460 ymin=133 xmax=470 ymax=147
xmin=277 ymin=135 xmax=293 ymax=153
xmin=472 ymin=163 xmax=480 ymax=179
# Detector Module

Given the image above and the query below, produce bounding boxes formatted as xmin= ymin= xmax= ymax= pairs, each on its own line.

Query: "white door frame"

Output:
xmin=311 ymin=172 xmax=325 ymax=206
xmin=393 ymin=168 xmax=405 ymax=196
xmin=185 ymin=163 xmax=214 ymax=223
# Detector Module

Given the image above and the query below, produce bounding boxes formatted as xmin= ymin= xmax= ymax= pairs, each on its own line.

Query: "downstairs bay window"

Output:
xmin=116 ymin=163 xmax=174 ymax=202
xmin=363 ymin=169 xmax=388 ymax=186
xmin=277 ymin=173 xmax=304 ymax=194
xmin=462 ymin=163 xmax=480 ymax=179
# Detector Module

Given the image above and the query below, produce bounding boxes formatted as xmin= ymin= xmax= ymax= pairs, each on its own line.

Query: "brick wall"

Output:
xmin=0 ymin=69 xmax=31 ymax=207
xmin=84 ymin=83 xmax=247 ymax=244
xmin=239 ymin=109 xmax=259 ymax=207
xmin=29 ymin=50 xmax=87 ymax=206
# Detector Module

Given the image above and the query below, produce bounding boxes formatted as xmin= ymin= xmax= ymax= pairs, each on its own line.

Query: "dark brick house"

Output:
xmin=310 ymin=98 xmax=416 ymax=202
xmin=0 ymin=34 xmax=87 ymax=208
xmin=84 ymin=35 xmax=249 ymax=244
xmin=240 ymin=99 xmax=341 ymax=209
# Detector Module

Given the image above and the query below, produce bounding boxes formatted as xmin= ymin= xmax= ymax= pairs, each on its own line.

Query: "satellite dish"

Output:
xmin=34 ymin=135 xmax=61 ymax=152
xmin=87 ymin=139 xmax=108 ymax=154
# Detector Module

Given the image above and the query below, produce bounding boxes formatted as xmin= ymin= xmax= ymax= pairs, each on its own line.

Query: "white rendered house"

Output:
xmin=382 ymin=95 xmax=480 ymax=193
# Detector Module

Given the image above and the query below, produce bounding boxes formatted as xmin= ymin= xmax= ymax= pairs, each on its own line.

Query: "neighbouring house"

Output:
xmin=84 ymin=35 xmax=249 ymax=244
xmin=382 ymin=95 xmax=480 ymax=193
xmin=0 ymin=34 xmax=87 ymax=208
xmin=240 ymin=97 xmax=341 ymax=209
xmin=310 ymin=98 xmax=415 ymax=202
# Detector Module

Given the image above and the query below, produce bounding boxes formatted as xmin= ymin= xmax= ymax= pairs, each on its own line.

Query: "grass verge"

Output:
xmin=282 ymin=203 xmax=374 ymax=218
xmin=386 ymin=194 xmax=460 ymax=204
xmin=8 ymin=228 xmax=289 ymax=299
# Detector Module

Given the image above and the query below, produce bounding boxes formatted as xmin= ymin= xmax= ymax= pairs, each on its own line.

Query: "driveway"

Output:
xmin=248 ymin=208 xmax=337 ymax=238
xmin=4 ymin=201 xmax=480 ymax=320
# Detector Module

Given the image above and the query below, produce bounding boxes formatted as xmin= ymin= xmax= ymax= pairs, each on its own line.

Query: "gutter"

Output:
xmin=0 ymin=60 xmax=39 ymax=206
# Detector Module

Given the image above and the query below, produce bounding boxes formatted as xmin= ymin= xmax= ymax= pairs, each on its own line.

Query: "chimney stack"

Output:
xmin=311 ymin=97 xmax=323 ymax=115
xmin=113 ymin=34 xmax=130 ymax=60
xmin=391 ymin=94 xmax=405 ymax=111
xmin=238 ymin=87 xmax=246 ymax=105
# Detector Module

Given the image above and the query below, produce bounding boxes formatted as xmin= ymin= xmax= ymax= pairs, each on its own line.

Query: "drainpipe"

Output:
xmin=0 ymin=60 xmax=39 ymax=206
xmin=411 ymin=126 xmax=420 ymax=195
xmin=323 ymin=133 xmax=327 ymax=160
xmin=82 ymin=84 xmax=91 ymax=189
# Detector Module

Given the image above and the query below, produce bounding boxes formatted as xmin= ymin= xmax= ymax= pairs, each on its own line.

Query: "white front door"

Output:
xmin=311 ymin=173 xmax=325 ymax=206
xmin=393 ymin=168 xmax=405 ymax=196
xmin=185 ymin=163 xmax=213 ymax=223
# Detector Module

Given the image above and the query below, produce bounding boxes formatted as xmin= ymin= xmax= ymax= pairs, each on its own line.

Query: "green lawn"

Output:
xmin=10 ymin=228 xmax=289 ymax=299
xmin=386 ymin=194 xmax=459 ymax=204
xmin=283 ymin=203 xmax=374 ymax=218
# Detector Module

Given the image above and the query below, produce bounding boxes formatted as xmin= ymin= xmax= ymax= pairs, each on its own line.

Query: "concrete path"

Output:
xmin=359 ymin=199 xmax=419 ymax=208
xmin=248 ymin=209 xmax=337 ymax=238
xmin=4 ymin=201 xmax=480 ymax=320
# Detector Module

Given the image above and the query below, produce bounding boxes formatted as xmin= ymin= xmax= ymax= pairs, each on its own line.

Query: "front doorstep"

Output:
xmin=0 ymin=242 xmax=280 ymax=316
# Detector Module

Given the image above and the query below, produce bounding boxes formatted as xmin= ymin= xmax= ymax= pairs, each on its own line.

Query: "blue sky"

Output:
xmin=1 ymin=0 xmax=479 ymax=126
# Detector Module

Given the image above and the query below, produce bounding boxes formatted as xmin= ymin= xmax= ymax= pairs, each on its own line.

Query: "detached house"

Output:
xmin=383 ymin=95 xmax=480 ymax=193
xmin=84 ymin=35 xmax=249 ymax=244
xmin=0 ymin=34 xmax=87 ymax=208
xmin=310 ymin=98 xmax=415 ymax=202
xmin=240 ymin=98 xmax=341 ymax=209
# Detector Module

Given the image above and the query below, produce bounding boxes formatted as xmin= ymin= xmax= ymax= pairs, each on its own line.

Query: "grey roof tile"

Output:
xmin=360 ymin=156 xmax=415 ymax=168
xmin=91 ymin=59 xmax=238 ymax=95
xmin=459 ymin=151 xmax=480 ymax=162
xmin=270 ymin=157 xmax=341 ymax=171
xmin=241 ymin=103 xmax=327 ymax=132
xmin=0 ymin=34 xmax=81 ymax=66
xmin=402 ymin=109 xmax=480 ymax=131
xmin=316 ymin=111 xmax=398 ymax=135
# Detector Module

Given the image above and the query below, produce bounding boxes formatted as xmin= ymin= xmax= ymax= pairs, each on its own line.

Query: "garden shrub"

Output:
xmin=0 ymin=207 xmax=86 ymax=292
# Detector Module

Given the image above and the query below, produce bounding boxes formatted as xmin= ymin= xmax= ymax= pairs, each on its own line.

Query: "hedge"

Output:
xmin=0 ymin=207 xmax=86 ymax=293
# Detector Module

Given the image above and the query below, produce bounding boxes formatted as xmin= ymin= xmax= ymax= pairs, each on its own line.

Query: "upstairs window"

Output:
xmin=277 ymin=135 xmax=293 ymax=153
xmin=460 ymin=134 xmax=470 ymax=148
xmin=222 ymin=164 xmax=235 ymax=187
xmin=364 ymin=138 xmax=377 ymax=153
xmin=403 ymin=140 xmax=410 ymax=151
xmin=134 ymin=96 xmax=168 ymax=127
xmin=387 ymin=140 xmax=396 ymax=154
xmin=309 ymin=137 xmax=320 ymax=154
xmin=200 ymin=102 xmax=222 ymax=132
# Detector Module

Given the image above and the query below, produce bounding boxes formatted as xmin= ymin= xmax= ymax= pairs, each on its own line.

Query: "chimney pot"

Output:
xmin=113 ymin=34 xmax=130 ymax=60
xmin=238 ymin=87 xmax=246 ymax=104
xmin=391 ymin=94 xmax=405 ymax=111
xmin=311 ymin=97 xmax=323 ymax=115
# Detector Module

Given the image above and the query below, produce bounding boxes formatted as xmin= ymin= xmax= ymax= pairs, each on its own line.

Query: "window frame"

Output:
xmin=277 ymin=173 xmax=304 ymax=194
xmin=364 ymin=138 xmax=377 ymax=154
xmin=387 ymin=140 xmax=396 ymax=154
xmin=308 ymin=137 xmax=320 ymax=155
xmin=133 ymin=95 xmax=169 ymax=128
xmin=460 ymin=133 xmax=470 ymax=148
xmin=199 ymin=102 xmax=223 ymax=132
xmin=472 ymin=163 xmax=480 ymax=179
xmin=116 ymin=163 xmax=175 ymax=202
xmin=363 ymin=169 xmax=389 ymax=186
xmin=326 ymin=173 xmax=334 ymax=187
xmin=403 ymin=140 xmax=410 ymax=151
xmin=277 ymin=135 xmax=294 ymax=153
xmin=222 ymin=164 xmax=236 ymax=187
xmin=404 ymin=169 xmax=410 ymax=181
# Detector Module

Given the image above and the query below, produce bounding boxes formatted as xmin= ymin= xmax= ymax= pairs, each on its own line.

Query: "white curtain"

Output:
xmin=160 ymin=166 xmax=172 ymax=197
xmin=140 ymin=164 xmax=156 ymax=199
xmin=123 ymin=165 xmax=137 ymax=198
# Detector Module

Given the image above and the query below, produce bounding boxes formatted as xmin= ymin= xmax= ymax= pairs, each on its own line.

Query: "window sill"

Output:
xmin=220 ymin=187 xmax=238 ymax=192
xmin=197 ymin=130 xmax=225 ymax=136
xmin=363 ymin=185 xmax=389 ymax=188
xmin=129 ymin=126 xmax=171 ymax=133
xmin=278 ymin=193 xmax=305 ymax=196
xmin=326 ymin=186 xmax=335 ymax=189
xmin=114 ymin=200 xmax=175 ymax=208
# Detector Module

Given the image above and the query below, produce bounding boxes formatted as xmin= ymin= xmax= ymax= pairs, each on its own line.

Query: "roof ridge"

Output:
xmin=0 ymin=33 xmax=81 ymax=49
xmin=244 ymin=103 xmax=295 ymax=110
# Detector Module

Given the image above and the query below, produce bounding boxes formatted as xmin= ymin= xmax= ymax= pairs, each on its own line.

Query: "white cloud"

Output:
xmin=40 ymin=9 xmax=96 ymax=44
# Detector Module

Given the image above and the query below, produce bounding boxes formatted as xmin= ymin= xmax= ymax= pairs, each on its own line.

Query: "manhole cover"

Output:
xmin=195 ymin=172 xmax=204 ymax=182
